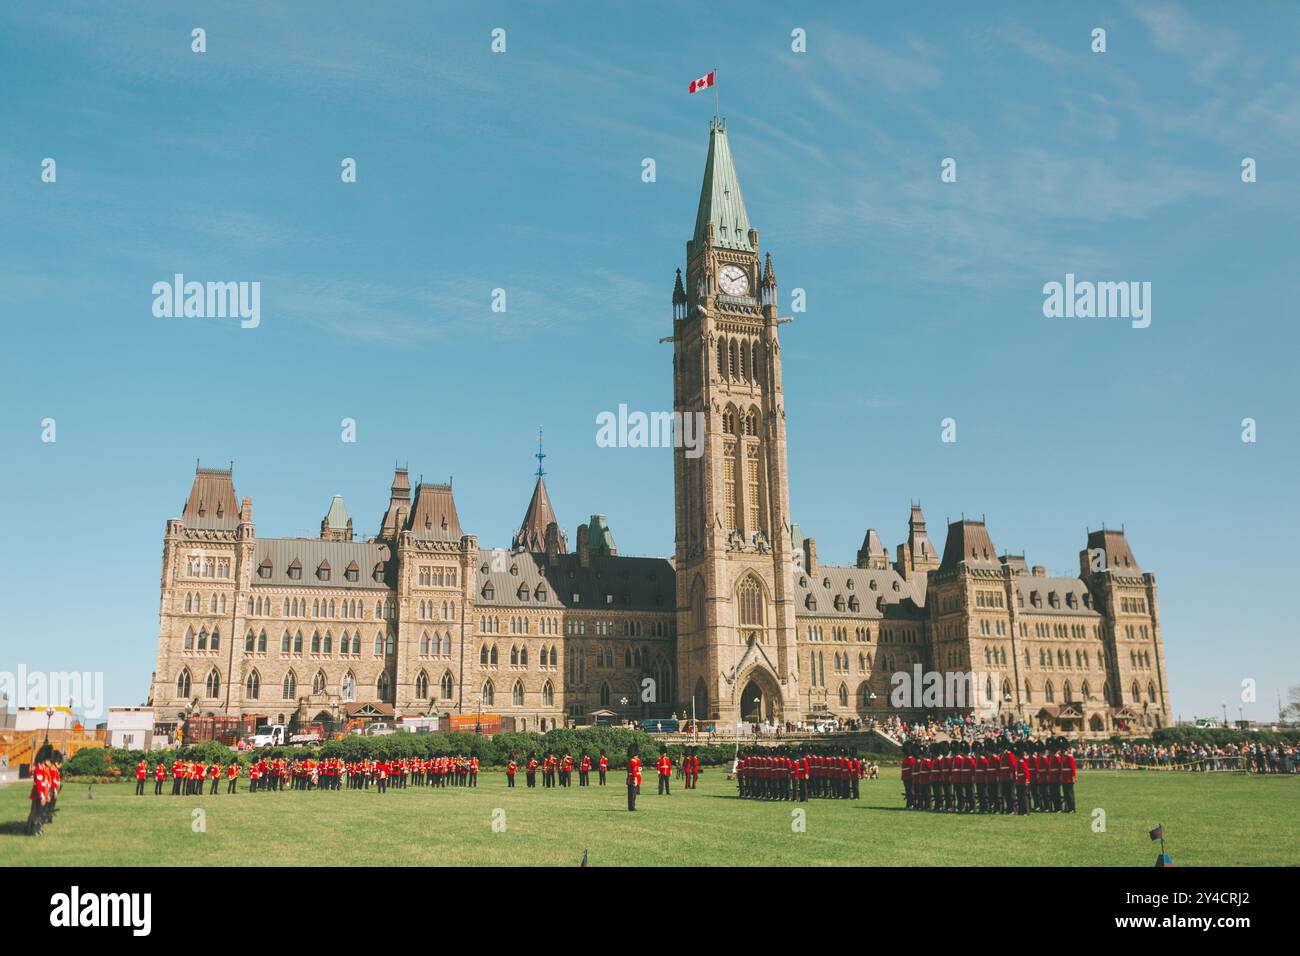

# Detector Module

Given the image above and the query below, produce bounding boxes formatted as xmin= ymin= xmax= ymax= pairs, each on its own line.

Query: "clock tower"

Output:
xmin=672 ymin=117 xmax=799 ymax=725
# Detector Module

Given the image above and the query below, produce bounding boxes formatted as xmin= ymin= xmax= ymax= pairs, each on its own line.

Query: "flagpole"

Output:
xmin=714 ymin=67 xmax=720 ymax=121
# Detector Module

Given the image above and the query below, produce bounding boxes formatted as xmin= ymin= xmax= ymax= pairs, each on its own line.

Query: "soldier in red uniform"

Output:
xmin=1014 ymin=742 xmax=1031 ymax=815
xmin=526 ymin=752 xmax=538 ymax=788
xmin=470 ymin=755 xmax=480 ymax=787
xmin=626 ymin=744 xmax=641 ymax=811
xmin=1000 ymin=741 xmax=1016 ymax=814
xmin=579 ymin=752 xmax=591 ymax=786
xmin=506 ymin=755 xmax=518 ymax=788
xmin=154 ymin=760 xmax=167 ymax=795
xmin=207 ymin=761 xmax=221 ymax=795
xmin=656 ymin=746 xmax=672 ymax=795
xmin=689 ymin=748 xmax=701 ymax=790
xmin=1060 ymin=740 xmax=1077 ymax=813
xmin=26 ymin=745 xmax=53 ymax=835
xmin=135 ymin=759 xmax=148 ymax=796
xmin=1048 ymin=738 xmax=1064 ymax=812
xmin=1033 ymin=742 xmax=1049 ymax=812
xmin=226 ymin=760 xmax=240 ymax=794
xmin=598 ymin=750 xmax=609 ymax=786
xmin=170 ymin=756 xmax=184 ymax=796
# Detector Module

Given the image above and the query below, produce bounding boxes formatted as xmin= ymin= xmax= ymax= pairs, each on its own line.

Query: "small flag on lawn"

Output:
xmin=1149 ymin=825 xmax=1163 ymax=841
xmin=580 ymin=848 xmax=588 ymax=868
xmin=689 ymin=71 xmax=716 ymax=94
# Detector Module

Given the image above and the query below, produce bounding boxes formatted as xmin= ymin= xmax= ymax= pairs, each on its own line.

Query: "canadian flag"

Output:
xmin=689 ymin=71 xmax=715 ymax=94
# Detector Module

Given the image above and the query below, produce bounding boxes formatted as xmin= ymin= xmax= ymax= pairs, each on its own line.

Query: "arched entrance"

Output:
xmin=739 ymin=669 xmax=781 ymax=724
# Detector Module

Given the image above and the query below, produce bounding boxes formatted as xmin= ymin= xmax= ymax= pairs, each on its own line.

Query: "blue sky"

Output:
xmin=1 ymin=1 xmax=1296 ymax=723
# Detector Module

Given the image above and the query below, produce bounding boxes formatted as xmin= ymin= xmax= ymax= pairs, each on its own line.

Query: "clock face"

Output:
xmin=718 ymin=264 xmax=749 ymax=296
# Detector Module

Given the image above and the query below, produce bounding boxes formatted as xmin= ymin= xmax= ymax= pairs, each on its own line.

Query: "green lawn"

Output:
xmin=4 ymin=769 xmax=1296 ymax=866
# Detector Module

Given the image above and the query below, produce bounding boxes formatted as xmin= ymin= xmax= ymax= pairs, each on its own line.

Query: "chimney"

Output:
xmin=804 ymin=537 xmax=818 ymax=577
xmin=545 ymin=522 xmax=561 ymax=568
xmin=577 ymin=523 xmax=590 ymax=569
xmin=896 ymin=542 xmax=912 ymax=581
xmin=1079 ymin=549 xmax=1092 ymax=578
xmin=1032 ymin=565 xmax=1046 ymax=577
xmin=239 ymin=497 xmax=252 ymax=523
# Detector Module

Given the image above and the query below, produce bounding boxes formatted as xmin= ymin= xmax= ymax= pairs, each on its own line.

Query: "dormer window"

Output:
xmin=805 ymin=594 xmax=817 ymax=611
xmin=892 ymin=581 xmax=900 ymax=592
xmin=822 ymin=577 xmax=830 ymax=589
xmin=510 ymin=564 xmax=519 ymax=576
xmin=846 ymin=579 xmax=855 ymax=591
xmin=833 ymin=595 xmax=846 ymax=612
xmin=317 ymin=561 xmax=331 ymax=582
xmin=287 ymin=558 xmax=302 ymax=581
xmin=535 ymin=585 xmax=547 ymax=602
xmin=848 ymin=595 xmax=860 ymax=612
xmin=869 ymin=579 xmax=878 ymax=591
xmin=345 ymin=561 xmax=359 ymax=583
xmin=482 ymin=583 xmax=495 ymax=601
xmin=372 ymin=563 xmax=385 ymax=583
xmin=516 ymin=584 xmax=529 ymax=601
xmin=257 ymin=560 xmax=272 ymax=580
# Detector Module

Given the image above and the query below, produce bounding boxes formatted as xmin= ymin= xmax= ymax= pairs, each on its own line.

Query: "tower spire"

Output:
xmin=535 ymin=426 xmax=546 ymax=479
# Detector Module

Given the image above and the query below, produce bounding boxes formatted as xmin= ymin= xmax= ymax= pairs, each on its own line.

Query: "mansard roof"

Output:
xmin=691 ymin=117 xmax=753 ymax=258
xmin=939 ymin=519 xmax=1001 ymax=571
xmin=251 ymin=538 xmax=393 ymax=590
xmin=406 ymin=483 xmax=463 ymax=541
xmin=474 ymin=549 xmax=674 ymax=613
xmin=1087 ymin=528 xmax=1141 ymax=574
xmin=792 ymin=564 xmax=928 ymax=620
xmin=1016 ymin=575 xmax=1100 ymax=617
xmin=181 ymin=465 xmax=239 ymax=531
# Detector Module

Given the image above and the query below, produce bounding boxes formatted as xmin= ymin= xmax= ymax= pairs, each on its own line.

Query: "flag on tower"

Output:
xmin=689 ymin=71 xmax=715 ymax=94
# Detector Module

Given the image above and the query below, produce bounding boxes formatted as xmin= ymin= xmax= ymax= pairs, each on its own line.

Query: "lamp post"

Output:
xmin=1220 ymin=701 xmax=1228 ymax=727
xmin=43 ymin=707 xmax=54 ymax=745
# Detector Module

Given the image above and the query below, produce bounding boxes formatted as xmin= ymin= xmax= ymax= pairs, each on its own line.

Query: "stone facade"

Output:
xmin=147 ymin=119 xmax=1172 ymax=737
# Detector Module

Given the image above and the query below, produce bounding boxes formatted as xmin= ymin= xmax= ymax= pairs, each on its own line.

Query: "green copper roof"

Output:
xmin=324 ymin=494 xmax=350 ymax=530
xmin=691 ymin=117 xmax=752 ymax=257
xmin=588 ymin=514 xmax=617 ymax=555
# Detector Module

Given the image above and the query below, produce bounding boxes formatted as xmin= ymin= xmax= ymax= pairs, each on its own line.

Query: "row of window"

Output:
xmin=715 ymin=337 xmax=763 ymax=385
xmin=235 ymin=628 xmax=394 ymax=657
xmin=416 ymin=566 xmax=458 ymax=587
xmin=185 ymin=555 xmax=231 ymax=579
xmin=182 ymin=592 xmax=226 ymax=614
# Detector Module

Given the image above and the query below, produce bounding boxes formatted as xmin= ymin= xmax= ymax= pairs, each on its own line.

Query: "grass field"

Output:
xmin=3 ymin=769 xmax=1296 ymax=866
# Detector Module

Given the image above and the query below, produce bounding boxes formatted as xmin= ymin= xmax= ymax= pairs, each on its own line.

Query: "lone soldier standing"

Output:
xmin=626 ymin=744 xmax=642 ymax=811
xmin=226 ymin=760 xmax=239 ymax=794
xmin=656 ymin=746 xmax=671 ymax=796
xmin=598 ymin=750 xmax=608 ymax=786
xmin=135 ymin=759 xmax=147 ymax=796
xmin=506 ymin=755 xmax=518 ymax=788
xmin=526 ymin=752 xmax=538 ymax=788
xmin=154 ymin=760 xmax=167 ymax=796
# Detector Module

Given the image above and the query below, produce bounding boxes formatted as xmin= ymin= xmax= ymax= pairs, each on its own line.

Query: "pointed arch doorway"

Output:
xmin=739 ymin=668 xmax=781 ymax=724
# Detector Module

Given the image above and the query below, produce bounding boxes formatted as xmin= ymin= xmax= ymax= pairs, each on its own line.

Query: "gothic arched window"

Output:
xmin=176 ymin=668 xmax=191 ymax=699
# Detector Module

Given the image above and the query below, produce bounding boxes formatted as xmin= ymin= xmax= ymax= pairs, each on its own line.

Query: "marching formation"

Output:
xmin=901 ymin=737 xmax=1077 ymax=814
xmin=736 ymin=748 xmax=864 ymax=802
xmin=511 ymin=751 xmax=607 ymax=788
xmin=26 ymin=745 xmax=63 ymax=836
xmin=133 ymin=755 xmax=486 ymax=794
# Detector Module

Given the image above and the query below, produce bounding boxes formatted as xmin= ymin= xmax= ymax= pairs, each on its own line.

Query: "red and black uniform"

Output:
xmin=626 ymin=753 xmax=642 ymax=811
xmin=506 ymin=758 xmax=518 ymax=788
xmin=226 ymin=761 xmax=240 ymax=794
xmin=1060 ymin=748 xmax=1077 ymax=813
xmin=597 ymin=754 xmax=608 ymax=786
xmin=135 ymin=760 xmax=148 ymax=796
xmin=153 ymin=761 xmax=167 ymax=795
xmin=656 ymin=752 xmax=672 ymax=795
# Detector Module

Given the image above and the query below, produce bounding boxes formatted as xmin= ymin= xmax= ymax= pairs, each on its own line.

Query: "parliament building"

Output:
xmin=148 ymin=119 xmax=1172 ymax=738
